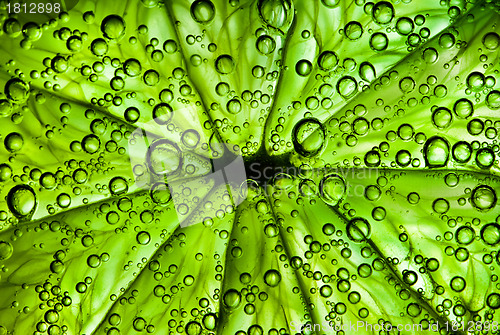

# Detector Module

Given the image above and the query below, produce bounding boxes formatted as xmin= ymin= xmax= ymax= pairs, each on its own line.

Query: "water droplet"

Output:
xmin=295 ymin=59 xmax=313 ymax=77
xmin=147 ymin=140 xmax=182 ymax=176
xmin=372 ymin=1 xmax=394 ymax=25
xmin=292 ymin=118 xmax=326 ymax=156
xmin=482 ymin=32 xmax=500 ymax=50
xmin=450 ymin=276 xmax=466 ymax=292
xmin=319 ymin=174 xmax=346 ymax=206
xmin=4 ymin=132 xmax=24 ymax=152
xmin=359 ymin=62 xmax=376 ymax=82
xmin=190 ymin=0 xmax=216 ymax=24
xmin=7 ymin=185 xmax=37 ymax=219
xmin=423 ymin=47 xmax=438 ymax=64
xmin=82 ymin=134 xmax=101 ymax=154
xmin=264 ymin=269 xmax=281 ymax=287
xmin=486 ymin=90 xmax=500 ymax=110
xmin=432 ymin=107 xmax=452 ymax=129
xmin=395 ymin=17 xmax=414 ymax=35
xmin=480 ymin=223 xmax=500 ymax=246
xmin=399 ymin=77 xmax=415 ymax=93
xmin=0 ymin=241 xmax=13 ymax=260
xmin=344 ymin=21 xmax=363 ymax=40
xmin=466 ymin=71 xmax=485 ymax=92
xmin=256 ymin=35 xmax=276 ymax=55
xmin=223 ymin=289 xmax=241 ymax=309
xmin=136 ymin=231 xmax=151 ymax=245
xmin=320 ymin=0 xmax=340 ymax=8
xmin=257 ymin=0 xmax=293 ymax=31
xmin=452 ymin=141 xmax=472 ymax=163
xmin=4 ymin=78 xmax=29 ymax=103
xmin=109 ymin=177 xmax=128 ymax=195
xmin=101 ymin=15 xmax=126 ymax=40
xmin=153 ymin=103 xmax=173 ymax=124
xmin=455 ymin=226 xmax=475 ymax=245
xmin=471 ymin=185 xmax=497 ymax=212
xmin=215 ymin=54 xmax=235 ymax=74
xmin=346 ymin=217 xmax=371 ymax=242
xmin=423 ymin=136 xmax=449 ymax=168
xmin=369 ymin=32 xmax=388 ymax=51
xmin=475 ymin=148 xmax=494 ymax=169
xmin=453 ymin=98 xmax=473 ymax=119
xmin=337 ymin=76 xmax=358 ymax=98
xmin=317 ymin=51 xmax=338 ymax=71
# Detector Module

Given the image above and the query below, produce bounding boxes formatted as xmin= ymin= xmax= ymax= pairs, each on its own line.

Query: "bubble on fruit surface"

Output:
xmin=369 ymin=32 xmax=388 ymax=51
xmin=319 ymin=174 xmax=346 ymax=206
xmin=396 ymin=17 xmax=414 ymax=35
xmin=223 ymin=289 xmax=241 ymax=309
xmin=452 ymin=141 xmax=472 ymax=163
xmin=147 ymin=140 xmax=182 ymax=176
xmin=101 ymin=15 xmax=126 ymax=40
xmin=359 ymin=62 xmax=376 ymax=82
xmin=346 ymin=217 xmax=371 ymax=242
xmin=423 ymin=136 xmax=449 ymax=168
xmin=475 ymin=148 xmax=494 ymax=169
xmin=4 ymin=78 xmax=29 ymax=103
xmin=6 ymin=185 xmax=37 ymax=219
xmin=450 ymin=276 xmax=466 ymax=292
xmin=399 ymin=77 xmax=415 ymax=93
xmin=482 ymin=32 xmax=500 ymax=50
xmin=109 ymin=177 xmax=129 ymax=195
xmin=292 ymin=118 xmax=326 ymax=157
xmin=51 ymin=56 xmax=68 ymax=73
xmin=264 ymin=269 xmax=281 ymax=287
xmin=455 ymin=226 xmax=475 ymax=245
xmin=136 ymin=231 xmax=151 ymax=245
xmin=337 ymin=76 xmax=357 ymax=98
xmin=344 ymin=21 xmax=363 ymax=40
xmin=453 ymin=98 xmax=473 ymax=119
xmin=295 ymin=59 xmax=312 ymax=77
xmin=470 ymin=185 xmax=497 ymax=212
xmin=181 ymin=129 xmax=200 ymax=149
xmin=320 ymin=0 xmax=340 ymax=8
xmin=257 ymin=0 xmax=293 ymax=31
xmin=466 ymin=71 xmax=485 ymax=92
xmin=480 ymin=223 xmax=500 ymax=246
xmin=0 ymin=241 xmax=13 ymax=260
xmin=4 ymin=132 xmax=24 ymax=152
xmin=372 ymin=1 xmax=394 ymax=25
xmin=256 ymin=35 xmax=276 ymax=55
xmin=82 ymin=134 xmax=101 ymax=154
xmin=190 ymin=0 xmax=216 ymax=24
xmin=432 ymin=107 xmax=452 ymax=129
xmin=150 ymin=182 xmax=172 ymax=205
xmin=215 ymin=55 xmax=235 ymax=74
xmin=153 ymin=103 xmax=173 ymax=124
xmin=486 ymin=90 xmax=500 ymax=109
xmin=317 ymin=51 xmax=338 ymax=71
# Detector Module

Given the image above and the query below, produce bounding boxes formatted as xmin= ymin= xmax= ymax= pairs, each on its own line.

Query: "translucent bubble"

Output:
xmin=147 ymin=140 xmax=182 ymax=176
xmin=321 ymin=0 xmax=340 ymax=8
xmin=0 ymin=164 xmax=12 ymax=182
xmin=455 ymin=226 xmax=475 ymax=245
xmin=0 ymin=241 xmax=13 ymax=260
xmin=4 ymin=132 xmax=24 ymax=152
xmin=143 ymin=69 xmax=160 ymax=86
xmin=364 ymin=150 xmax=381 ymax=167
xmin=466 ymin=71 xmax=485 ymax=92
xmin=399 ymin=77 xmax=415 ymax=94
xmin=432 ymin=198 xmax=449 ymax=214
xmin=181 ymin=129 xmax=200 ymax=148
xmin=124 ymin=59 xmax=142 ymax=77
xmin=395 ymin=17 xmax=414 ymax=35
xmin=264 ymin=269 xmax=281 ymax=287
xmin=352 ymin=117 xmax=369 ymax=135
xmin=4 ymin=78 xmax=29 ymax=103
xmin=470 ymin=185 xmax=497 ymax=212
xmin=453 ymin=98 xmax=473 ymax=119
xmin=319 ymin=174 xmax=346 ymax=205
xmin=344 ymin=21 xmax=363 ymax=40
xmin=101 ymin=15 xmax=126 ymax=40
xmin=3 ymin=18 xmax=22 ymax=37
xmin=109 ymin=177 xmax=128 ymax=195
xmin=292 ymin=118 xmax=326 ymax=156
xmin=372 ymin=1 xmax=394 ymax=25
xmin=153 ymin=103 xmax=173 ymax=124
xmin=226 ymin=98 xmax=242 ymax=114
xmin=190 ymin=0 xmax=216 ymax=24
xmin=480 ymin=223 xmax=500 ymax=246
xmin=163 ymin=39 xmax=178 ymax=53
xmin=317 ymin=51 xmax=338 ymax=71
xmin=215 ymin=55 xmax=235 ymax=74
xmin=136 ymin=231 xmax=151 ymax=245
xmin=475 ymin=148 xmax=494 ymax=169
xmin=320 ymin=284 xmax=333 ymax=297
xmin=124 ymin=107 xmax=140 ymax=123
xmin=423 ymin=136 xmax=449 ymax=168
xmin=7 ymin=185 xmax=37 ymax=219
xmin=51 ymin=56 xmax=68 ymax=73
xmin=396 ymin=149 xmax=411 ymax=167
xmin=432 ymin=107 xmax=452 ymax=129
xmin=444 ymin=173 xmax=459 ymax=187
xmin=359 ymin=62 xmax=376 ymax=82
xmin=337 ymin=76 xmax=358 ymax=98
xmin=452 ymin=141 xmax=472 ymax=163
xmin=82 ymin=134 xmax=101 ymax=154
xmin=202 ymin=313 xmax=217 ymax=330
xmin=482 ymin=32 xmax=500 ymax=50
xmin=346 ymin=217 xmax=371 ymax=242
xmin=57 ymin=193 xmax=71 ymax=208
xmin=256 ymin=35 xmax=276 ymax=55
xmin=439 ymin=33 xmax=455 ymax=49
xmin=87 ymin=254 xmax=101 ymax=268
xmin=257 ymin=0 xmax=293 ymax=31
xmin=450 ymin=276 xmax=466 ymax=292
xmin=91 ymin=38 xmax=108 ymax=56
xmin=295 ymin=59 xmax=312 ymax=77
xmin=369 ymin=32 xmax=388 ymax=51
xmin=486 ymin=90 xmax=500 ymax=110
xmin=487 ymin=293 xmax=500 ymax=309
xmin=223 ymin=289 xmax=241 ymax=309
xmin=423 ymin=47 xmax=438 ymax=63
